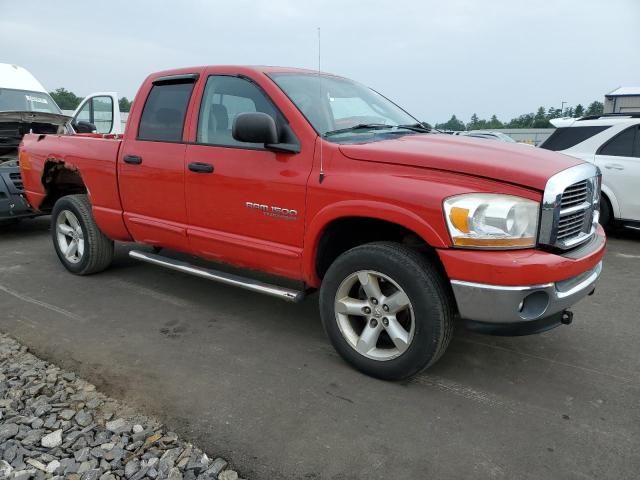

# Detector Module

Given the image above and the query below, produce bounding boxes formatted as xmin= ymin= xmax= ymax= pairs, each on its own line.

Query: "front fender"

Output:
xmin=302 ymin=200 xmax=449 ymax=286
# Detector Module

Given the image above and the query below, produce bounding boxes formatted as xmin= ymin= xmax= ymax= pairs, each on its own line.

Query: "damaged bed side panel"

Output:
xmin=20 ymin=133 xmax=132 ymax=241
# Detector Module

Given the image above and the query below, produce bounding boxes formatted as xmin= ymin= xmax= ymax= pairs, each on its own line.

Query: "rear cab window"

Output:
xmin=540 ymin=126 xmax=610 ymax=151
xmin=138 ymin=80 xmax=195 ymax=142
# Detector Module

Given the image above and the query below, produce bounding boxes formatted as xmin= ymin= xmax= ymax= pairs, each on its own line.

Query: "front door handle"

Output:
xmin=188 ymin=162 xmax=214 ymax=173
xmin=605 ymin=163 xmax=624 ymax=170
xmin=123 ymin=155 xmax=143 ymax=165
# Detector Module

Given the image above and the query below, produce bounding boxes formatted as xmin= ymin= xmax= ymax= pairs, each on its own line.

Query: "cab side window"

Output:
xmin=138 ymin=82 xmax=194 ymax=142
xmin=598 ymin=126 xmax=638 ymax=158
xmin=197 ymin=76 xmax=280 ymax=148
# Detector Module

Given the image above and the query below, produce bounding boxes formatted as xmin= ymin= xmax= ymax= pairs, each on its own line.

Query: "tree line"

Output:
xmin=49 ymin=88 xmax=132 ymax=112
xmin=434 ymin=100 xmax=604 ymax=131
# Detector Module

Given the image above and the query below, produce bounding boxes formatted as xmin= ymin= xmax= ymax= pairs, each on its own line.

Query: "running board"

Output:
xmin=128 ymin=250 xmax=305 ymax=303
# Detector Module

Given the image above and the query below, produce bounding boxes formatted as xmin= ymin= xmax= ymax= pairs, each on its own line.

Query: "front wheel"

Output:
xmin=51 ymin=194 xmax=114 ymax=275
xmin=319 ymin=242 xmax=454 ymax=380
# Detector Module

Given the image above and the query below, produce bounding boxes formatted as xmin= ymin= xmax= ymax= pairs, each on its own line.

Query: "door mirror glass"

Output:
xmin=232 ymin=112 xmax=279 ymax=145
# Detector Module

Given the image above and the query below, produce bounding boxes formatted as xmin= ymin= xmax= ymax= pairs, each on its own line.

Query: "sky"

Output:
xmin=1 ymin=0 xmax=639 ymax=124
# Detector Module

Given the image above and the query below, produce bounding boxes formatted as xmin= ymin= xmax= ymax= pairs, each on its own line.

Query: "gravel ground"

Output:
xmin=0 ymin=334 xmax=242 ymax=480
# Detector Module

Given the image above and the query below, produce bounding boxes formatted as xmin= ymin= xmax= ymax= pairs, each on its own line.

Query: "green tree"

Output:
xmin=49 ymin=88 xmax=83 ymax=110
xmin=118 ymin=97 xmax=132 ymax=112
xmin=468 ymin=113 xmax=480 ymax=130
xmin=533 ymin=107 xmax=550 ymax=128
xmin=487 ymin=114 xmax=503 ymax=129
xmin=585 ymin=101 xmax=604 ymax=116
xmin=574 ymin=104 xmax=585 ymax=117
xmin=435 ymin=114 xmax=465 ymax=131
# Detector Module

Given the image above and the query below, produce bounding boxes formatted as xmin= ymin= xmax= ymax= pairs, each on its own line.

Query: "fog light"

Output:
xmin=519 ymin=291 xmax=549 ymax=320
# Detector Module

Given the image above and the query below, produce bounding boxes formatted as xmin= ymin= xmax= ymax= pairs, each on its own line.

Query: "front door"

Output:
xmin=184 ymin=75 xmax=311 ymax=279
xmin=118 ymin=78 xmax=196 ymax=251
xmin=595 ymin=125 xmax=640 ymax=221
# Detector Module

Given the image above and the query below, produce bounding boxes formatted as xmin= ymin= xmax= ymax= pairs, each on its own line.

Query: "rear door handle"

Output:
xmin=605 ymin=163 xmax=624 ymax=170
xmin=123 ymin=155 xmax=143 ymax=165
xmin=188 ymin=162 xmax=214 ymax=173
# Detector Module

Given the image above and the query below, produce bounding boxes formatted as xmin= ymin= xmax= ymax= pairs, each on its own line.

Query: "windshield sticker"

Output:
xmin=25 ymin=95 xmax=48 ymax=104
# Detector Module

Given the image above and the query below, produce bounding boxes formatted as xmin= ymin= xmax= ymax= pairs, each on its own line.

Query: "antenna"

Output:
xmin=317 ymin=27 xmax=325 ymax=184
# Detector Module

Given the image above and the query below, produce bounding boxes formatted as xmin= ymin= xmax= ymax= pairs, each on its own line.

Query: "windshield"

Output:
xmin=269 ymin=73 xmax=419 ymax=140
xmin=0 ymin=88 xmax=62 ymax=114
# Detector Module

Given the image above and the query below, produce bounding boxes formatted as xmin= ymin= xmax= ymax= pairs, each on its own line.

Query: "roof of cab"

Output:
xmin=0 ymin=63 xmax=48 ymax=92
xmin=146 ymin=65 xmax=339 ymax=81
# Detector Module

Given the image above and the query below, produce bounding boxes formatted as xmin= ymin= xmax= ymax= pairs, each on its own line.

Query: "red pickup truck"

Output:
xmin=19 ymin=66 xmax=605 ymax=379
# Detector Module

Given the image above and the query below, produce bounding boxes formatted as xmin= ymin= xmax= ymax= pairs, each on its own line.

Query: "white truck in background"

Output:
xmin=0 ymin=63 xmax=122 ymax=223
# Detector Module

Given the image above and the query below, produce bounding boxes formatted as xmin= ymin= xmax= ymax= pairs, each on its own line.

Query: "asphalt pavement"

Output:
xmin=1 ymin=217 xmax=639 ymax=480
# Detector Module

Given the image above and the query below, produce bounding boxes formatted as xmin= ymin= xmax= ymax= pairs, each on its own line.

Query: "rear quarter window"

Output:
xmin=540 ymin=126 xmax=610 ymax=151
xmin=597 ymin=126 xmax=638 ymax=157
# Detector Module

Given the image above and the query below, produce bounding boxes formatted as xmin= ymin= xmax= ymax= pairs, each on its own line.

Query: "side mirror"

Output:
xmin=73 ymin=121 xmax=97 ymax=133
xmin=232 ymin=112 xmax=278 ymax=145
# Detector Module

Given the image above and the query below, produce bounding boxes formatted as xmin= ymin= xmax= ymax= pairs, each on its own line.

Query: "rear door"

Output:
xmin=72 ymin=92 xmax=122 ymax=134
xmin=118 ymin=76 xmax=197 ymax=251
xmin=594 ymin=124 xmax=640 ymax=221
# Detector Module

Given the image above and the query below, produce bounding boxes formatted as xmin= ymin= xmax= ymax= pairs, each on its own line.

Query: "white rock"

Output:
xmin=219 ymin=470 xmax=239 ymax=480
xmin=46 ymin=460 xmax=61 ymax=473
xmin=105 ymin=418 xmax=130 ymax=433
xmin=0 ymin=460 xmax=13 ymax=479
xmin=41 ymin=429 xmax=63 ymax=448
xmin=168 ymin=467 xmax=183 ymax=480
xmin=132 ymin=424 xmax=144 ymax=434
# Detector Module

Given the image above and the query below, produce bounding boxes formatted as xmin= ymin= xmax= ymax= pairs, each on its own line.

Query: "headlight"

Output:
xmin=443 ymin=194 xmax=539 ymax=249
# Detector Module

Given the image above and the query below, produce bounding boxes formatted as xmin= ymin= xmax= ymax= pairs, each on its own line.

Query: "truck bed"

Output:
xmin=20 ymin=133 xmax=126 ymax=236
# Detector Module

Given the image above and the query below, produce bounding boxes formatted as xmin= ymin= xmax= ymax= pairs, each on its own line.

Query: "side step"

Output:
xmin=129 ymin=250 xmax=305 ymax=303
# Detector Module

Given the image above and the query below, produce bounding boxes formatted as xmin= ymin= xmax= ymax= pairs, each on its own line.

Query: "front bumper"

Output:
xmin=450 ymin=261 xmax=602 ymax=325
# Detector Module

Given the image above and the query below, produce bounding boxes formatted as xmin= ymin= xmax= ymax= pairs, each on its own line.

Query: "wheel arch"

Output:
xmin=303 ymin=201 xmax=449 ymax=287
xmin=40 ymin=158 xmax=88 ymax=211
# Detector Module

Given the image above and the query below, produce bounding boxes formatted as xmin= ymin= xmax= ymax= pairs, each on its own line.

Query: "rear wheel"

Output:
xmin=319 ymin=242 xmax=454 ymax=380
xmin=51 ymin=194 xmax=114 ymax=275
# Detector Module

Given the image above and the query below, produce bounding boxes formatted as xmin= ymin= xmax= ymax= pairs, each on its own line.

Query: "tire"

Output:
xmin=51 ymin=194 xmax=114 ymax=275
xmin=599 ymin=195 xmax=613 ymax=229
xmin=319 ymin=242 xmax=454 ymax=380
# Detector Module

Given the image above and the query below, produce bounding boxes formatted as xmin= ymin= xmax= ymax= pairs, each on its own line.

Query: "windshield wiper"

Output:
xmin=323 ymin=123 xmax=395 ymax=137
xmin=394 ymin=123 xmax=433 ymax=133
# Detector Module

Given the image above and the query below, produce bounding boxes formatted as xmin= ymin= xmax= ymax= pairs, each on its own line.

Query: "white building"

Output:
xmin=604 ymin=87 xmax=640 ymax=113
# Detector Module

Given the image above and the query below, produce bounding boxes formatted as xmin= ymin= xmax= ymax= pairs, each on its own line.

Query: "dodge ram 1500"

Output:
xmin=20 ymin=66 xmax=606 ymax=379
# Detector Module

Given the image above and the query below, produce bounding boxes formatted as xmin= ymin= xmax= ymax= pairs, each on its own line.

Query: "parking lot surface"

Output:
xmin=1 ymin=218 xmax=639 ymax=480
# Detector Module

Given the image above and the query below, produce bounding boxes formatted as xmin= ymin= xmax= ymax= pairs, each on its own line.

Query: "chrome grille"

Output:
xmin=539 ymin=164 xmax=601 ymax=250
xmin=556 ymin=210 xmax=587 ymax=241
xmin=560 ymin=180 xmax=588 ymax=209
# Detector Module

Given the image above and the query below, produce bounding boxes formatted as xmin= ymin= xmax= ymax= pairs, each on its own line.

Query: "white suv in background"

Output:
xmin=541 ymin=115 xmax=640 ymax=230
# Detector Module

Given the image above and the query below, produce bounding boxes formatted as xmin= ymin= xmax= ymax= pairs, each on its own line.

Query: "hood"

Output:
xmin=339 ymin=134 xmax=584 ymax=190
xmin=0 ymin=111 xmax=71 ymax=126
